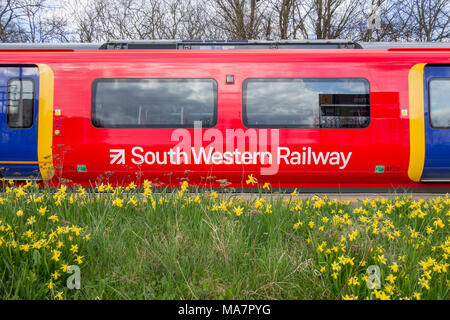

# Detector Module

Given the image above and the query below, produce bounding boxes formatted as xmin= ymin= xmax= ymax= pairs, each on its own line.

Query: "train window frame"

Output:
xmin=6 ymin=77 xmax=35 ymax=129
xmin=242 ymin=77 xmax=371 ymax=129
xmin=428 ymin=77 xmax=450 ymax=129
xmin=91 ymin=78 xmax=219 ymax=129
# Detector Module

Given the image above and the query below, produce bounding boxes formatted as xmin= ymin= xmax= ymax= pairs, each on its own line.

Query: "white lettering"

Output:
xmin=340 ymin=152 xmax=352 ymax=169
xmin=131 ymin=147 xmax=144 ymax=165
xmin=277 ymin=147 xmax=290 ymax=165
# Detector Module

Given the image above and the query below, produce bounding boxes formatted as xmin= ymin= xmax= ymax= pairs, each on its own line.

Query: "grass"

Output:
xmin=0 ymin=180 xmax=448 ymax=300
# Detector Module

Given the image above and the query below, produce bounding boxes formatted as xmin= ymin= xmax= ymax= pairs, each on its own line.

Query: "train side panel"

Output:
xmin=0 ymin=49 xmax=448 ymax=188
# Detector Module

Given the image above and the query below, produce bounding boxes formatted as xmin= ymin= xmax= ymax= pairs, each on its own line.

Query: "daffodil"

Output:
xmin=112 ymin=198 xmax=123 ymax=208
xmin=293 ymin=221 xmax=302 ymax=229
xmin=75 ymin=255 xmax=84 ymax=265
xmin=14 ymin=186 xmax=26 ymax=198
xmin=385 ymin=273 xmax=396 ymax=284
xmin=77 ymin=187 xmax=86 ymax=197
xmin=38 ymin=206 xmax=47 ymax=216
xmin=70 ymin=244 xmax=79 ymax=254
xmin=233 ymin=206 xmax=243 ymax=217
xmin=390 ymin=262 xmax=399 ymax=273
xmin=419 ymin=277 xmax=430 ymax=290
xmin=51 ymin=250 xmax=61 ymax=262
xmin=71 ymin=226 xmax=82 ymax=236
xmin=142 ymin=188 xmax=152 ymax=197
xmin=331 ymin=261 xmax=341 ymax=272
xmin=143 ymin=180 xmax=152 ymax=189
xmin=52 ymin=271 xmax=61 ymax=280
xmin=97 ymin=183 xmax=105 ymax=192
xmin=433 ymin=218 xmax=445 ymax=229
xmin=377 ymin=254 xmax=387 ymax=265
xmin=127 ymin=196 xmax=137 ymax=207
xmin=26 ymin=216 xmax=36 ymax=225
xmin=254 ymin=199 xmax=263 ymax=209
xmin=246 ymin=174 xmax=257 ymax=185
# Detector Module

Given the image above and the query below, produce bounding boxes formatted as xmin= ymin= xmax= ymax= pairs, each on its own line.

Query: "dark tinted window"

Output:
xmin=243 ymin=78 xmax=370 ymax=128
xmin=430 ymin=78 xmax=450 ymax=128
xmin=7 ymin=78 xmax=34 ymax=128
xmin=92 ymin=79 xmax=217 ymax=128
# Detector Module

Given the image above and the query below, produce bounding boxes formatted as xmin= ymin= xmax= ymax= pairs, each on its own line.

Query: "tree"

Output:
xmin=212 ymin=0 xmax=268 ymax=39
xmin=20 ymin=0 xmax=70 ymax=43
xmin=355 ymin=0 xmax=411 ymax=41
xmin=266 ymin=0 xmax=311 ymax=39
xmin=1 ymin=0 xmax=449 ymax=43
xmin=0 ymin=0 xmax=26 ymax=41
xmin=0 ymin=0 xmax=71 ymax=43
xmin=408 ymin=0 xmax=449 ymax=41
xmin=302 ymin=0 xmax=364 ymax=39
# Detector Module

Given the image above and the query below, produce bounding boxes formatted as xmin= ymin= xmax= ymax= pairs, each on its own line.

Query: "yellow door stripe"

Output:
xmin=408 ymin=63 xmax=426 ymax=182
xmin=37 ymin=64 xmax=55 ymax=181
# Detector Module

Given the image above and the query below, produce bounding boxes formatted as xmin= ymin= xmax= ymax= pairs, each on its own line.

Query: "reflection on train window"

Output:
xmin=243 ymin=78 xmax=370 ymax=128
xmin=7 ymin=78 xmax=34 ymax=128
xmin=92 ymin=79 xmax=218 ymax=128
xmin=430 ymin=78 xmax=450 ymax=128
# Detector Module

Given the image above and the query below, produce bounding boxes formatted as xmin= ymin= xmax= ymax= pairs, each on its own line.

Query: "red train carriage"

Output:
xmin=0 ymin=40 xmax=449 ymax=191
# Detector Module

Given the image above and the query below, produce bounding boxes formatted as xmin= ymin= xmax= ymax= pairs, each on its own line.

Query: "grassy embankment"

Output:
xmin=0 ymin=178 xmax=448 ymax=300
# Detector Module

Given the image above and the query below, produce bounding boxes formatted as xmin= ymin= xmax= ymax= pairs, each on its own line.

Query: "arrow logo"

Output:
xmin=110 ymin=149 xmax=125 ymax=165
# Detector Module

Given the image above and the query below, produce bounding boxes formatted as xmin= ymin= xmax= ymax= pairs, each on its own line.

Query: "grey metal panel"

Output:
xmin=421 ymin=179 xmax=450 ymax=182
xmin=0 ymin=42 xmax=102 ymax=49
xmin=360 ymin=42 xmax=450 ymax=49
xmin=100 ymin=39 xmax=362 ymax=49
xmin=1 ymin=40 xmax=449 ymax=50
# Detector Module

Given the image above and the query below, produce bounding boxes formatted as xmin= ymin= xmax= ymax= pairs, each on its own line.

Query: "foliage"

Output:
xmin=0 ymin=178 xmax=448 ymax=300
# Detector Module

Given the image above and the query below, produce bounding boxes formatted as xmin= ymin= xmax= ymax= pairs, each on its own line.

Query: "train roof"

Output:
xmin=0 ymin=39 xmax=449 ymax=50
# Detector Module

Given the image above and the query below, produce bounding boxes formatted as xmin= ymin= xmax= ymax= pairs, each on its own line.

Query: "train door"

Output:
xmin=0 ymin=65 xmax=40 ymax=180
xmin=422 ymin=65 xmax=450 ymax=182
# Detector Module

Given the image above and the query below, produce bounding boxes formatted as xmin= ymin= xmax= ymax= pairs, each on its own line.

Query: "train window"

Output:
xmin=6 ymin=78 xmax=34 ymax=128
xmin=429 ymin=78 xmax=450 ymax=128
xmin=243 ymin=78 xmax=370 ymax=128
xmin=92 ymin=79 xmax=218 ymax=128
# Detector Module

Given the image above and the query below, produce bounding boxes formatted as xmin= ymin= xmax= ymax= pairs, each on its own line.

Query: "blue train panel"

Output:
xmin=0 ymin=66 xmax=40 ymax=179
xmin=422 ymin=64 xmax=450 ymax=182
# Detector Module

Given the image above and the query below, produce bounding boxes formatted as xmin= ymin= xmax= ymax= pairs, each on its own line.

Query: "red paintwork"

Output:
xmin=1 ymin=48 xmax=449 ymax=189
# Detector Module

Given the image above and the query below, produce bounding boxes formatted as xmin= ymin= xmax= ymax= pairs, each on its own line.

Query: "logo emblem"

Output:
xmin=110 ymin=149 xmax=125 ymax=165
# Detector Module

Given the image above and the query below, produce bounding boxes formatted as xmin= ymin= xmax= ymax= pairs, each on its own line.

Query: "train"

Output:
xmin=0 ymin=39 xmax=449 ymax=191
